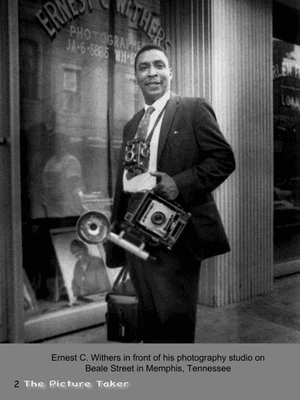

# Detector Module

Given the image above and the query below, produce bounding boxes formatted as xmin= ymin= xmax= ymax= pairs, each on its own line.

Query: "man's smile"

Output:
xmin=146 ymin=81 xmax=160 ymax=86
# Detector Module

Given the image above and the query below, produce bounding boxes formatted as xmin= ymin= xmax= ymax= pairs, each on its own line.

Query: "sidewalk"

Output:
xmin=41 ymin=274 xmax=300 ymax=344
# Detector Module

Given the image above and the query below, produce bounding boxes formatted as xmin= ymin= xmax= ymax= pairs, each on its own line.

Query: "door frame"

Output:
xmin=0 ymin=0 xmax=24 ymax=343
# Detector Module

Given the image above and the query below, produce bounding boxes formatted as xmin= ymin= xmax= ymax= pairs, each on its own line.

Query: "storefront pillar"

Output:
xmin=198 ymin=0 xmax=274 ymax=306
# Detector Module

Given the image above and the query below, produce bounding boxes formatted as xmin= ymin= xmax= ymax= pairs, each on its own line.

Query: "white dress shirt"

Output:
xmin=123 ymin=90 xmax=171 ymax=192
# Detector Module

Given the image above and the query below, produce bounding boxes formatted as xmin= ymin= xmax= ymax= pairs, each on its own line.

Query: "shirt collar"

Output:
xmin=144 ymin=90 xmax=171 ymax=113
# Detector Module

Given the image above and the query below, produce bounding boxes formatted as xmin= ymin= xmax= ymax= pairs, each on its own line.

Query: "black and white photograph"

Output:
xmin=50 ymin=228 xmax=112 ymax=305
xmin=1 ymin=0 xmax=300 ymax=399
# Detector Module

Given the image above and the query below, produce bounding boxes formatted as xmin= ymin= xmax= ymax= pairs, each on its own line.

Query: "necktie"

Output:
xmin=136 ymin=106 xmax=155 ymax=140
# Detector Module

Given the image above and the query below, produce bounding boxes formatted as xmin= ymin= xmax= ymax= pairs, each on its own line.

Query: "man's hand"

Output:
xmin=150 ymin=171 xmax=179 ymax=201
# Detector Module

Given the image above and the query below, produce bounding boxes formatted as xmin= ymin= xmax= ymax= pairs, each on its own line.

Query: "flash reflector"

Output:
xmin=76 ymin=210 xmax=150 ymax=260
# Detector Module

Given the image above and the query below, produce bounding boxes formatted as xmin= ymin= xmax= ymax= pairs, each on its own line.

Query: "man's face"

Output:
xmin=135 ymin=49 xmax=172 ymax=105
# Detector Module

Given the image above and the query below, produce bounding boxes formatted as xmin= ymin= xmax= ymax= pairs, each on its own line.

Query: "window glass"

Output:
xmin=19 ymin=0 xmax=169 ymax=329
xmin=273 ymin=38 xmax=300 ymax=263
xmin=19 ymin=0 xmax=167 ymax=220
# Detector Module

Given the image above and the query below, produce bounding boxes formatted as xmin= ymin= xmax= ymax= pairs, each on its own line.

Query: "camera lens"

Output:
xmin=125 ymin=151 xmax=135 ymax=162
xmin=141 ymin=148 xmax=149 ymax=157
xmin=127 ymin=143 xmax=134 ymax=151
xmin=151 ymin=211 xmax=166 ymax=226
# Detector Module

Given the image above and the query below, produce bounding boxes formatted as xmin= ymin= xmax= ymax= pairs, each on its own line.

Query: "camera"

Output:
xmin=77 ymin=191 xmax=191 ymax=261
xmin=123 ymin=191 xmax=191 ymax=251
xmin=124 ymin=139 xmax=150 ymax=175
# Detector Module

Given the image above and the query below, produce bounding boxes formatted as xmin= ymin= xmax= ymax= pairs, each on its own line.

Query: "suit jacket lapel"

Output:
xmin=125 ymin=109 xmax=144 ymax=142
xmin=157 ymin=93 xmax=179 ymax=163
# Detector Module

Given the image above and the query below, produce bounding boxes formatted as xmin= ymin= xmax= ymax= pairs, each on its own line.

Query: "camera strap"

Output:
xmin=111 ymin=266 xmax=128 ymax=290
xmin=110 ymin=266 xmax=136 ymax=296
xmin=144 ymin=100 xmax=169 ymax=145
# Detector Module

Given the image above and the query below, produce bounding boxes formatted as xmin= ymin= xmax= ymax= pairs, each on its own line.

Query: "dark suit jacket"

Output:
xmin=105 ymin=93 xmax=235 ymax=265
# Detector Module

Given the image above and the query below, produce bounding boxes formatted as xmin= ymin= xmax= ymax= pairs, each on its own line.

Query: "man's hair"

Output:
xmin=134 ymin=44 xmax=170 ymax=72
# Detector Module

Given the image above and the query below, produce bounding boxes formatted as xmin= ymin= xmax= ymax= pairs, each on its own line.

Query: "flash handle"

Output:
xmin=108 ymin=232 xmax=150 ymax=260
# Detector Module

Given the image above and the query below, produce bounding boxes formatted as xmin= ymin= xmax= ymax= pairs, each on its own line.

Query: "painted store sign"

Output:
xmin=35 ymin=0 xmax=170 ymax=50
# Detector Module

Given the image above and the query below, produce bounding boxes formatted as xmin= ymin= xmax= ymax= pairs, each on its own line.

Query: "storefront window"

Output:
xmin=19 ymin=0 xmax=168 ymax=336
xmin=273 ymin=38 xmax=300 ymax=264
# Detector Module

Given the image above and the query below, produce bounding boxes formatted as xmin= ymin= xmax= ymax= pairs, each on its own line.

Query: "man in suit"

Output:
xmin=105 ymin=44 xmax=235 ymax=343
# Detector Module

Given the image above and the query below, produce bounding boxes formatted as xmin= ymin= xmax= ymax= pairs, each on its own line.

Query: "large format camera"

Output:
xmin=123 ymin=191 xmax=190 ymax=251
xmin=77 ymin=191 xmax=191 ymax=261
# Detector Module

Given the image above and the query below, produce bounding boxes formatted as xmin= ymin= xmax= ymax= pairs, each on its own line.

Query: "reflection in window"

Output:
xmin=63 ymin=67 xmax=81 ymax=112
xmin=20 ymin=38 xmax=39 ymax=100
xmin=273 ymin=38 xmax=300 ymax=265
